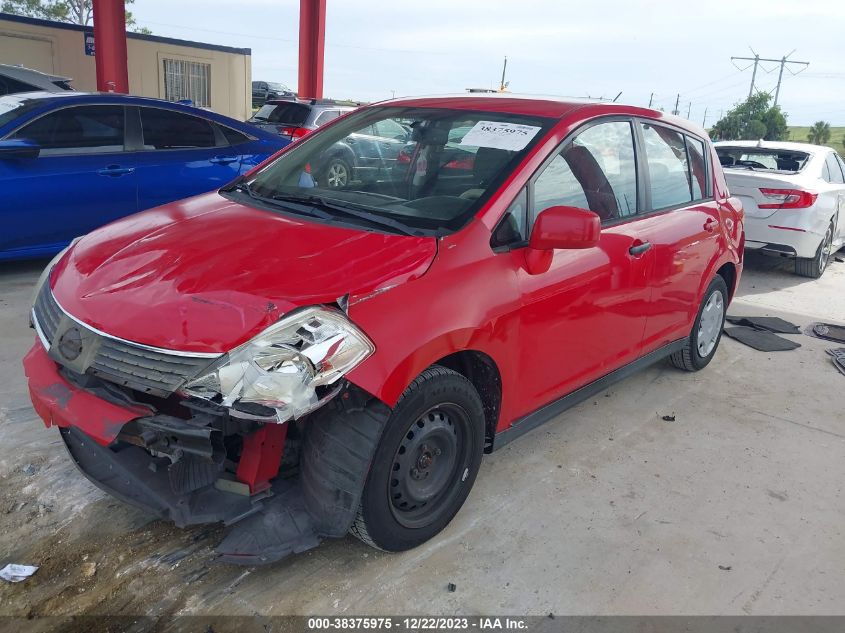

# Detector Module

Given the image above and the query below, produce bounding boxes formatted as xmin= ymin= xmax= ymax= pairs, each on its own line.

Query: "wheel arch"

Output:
xmin=431 ymin=350 xmax=502 ymax=452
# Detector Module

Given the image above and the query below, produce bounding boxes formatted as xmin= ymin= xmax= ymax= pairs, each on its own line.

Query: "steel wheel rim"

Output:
xmin=697 ymin=290 xmax=724 ymax=358
xmin=327 ymin=162 xmax=348 ymax=188
xmin=388 ymin=403 xmax=469 ymax=529
xmin=819 ymin=227 xmax=833 ymax=274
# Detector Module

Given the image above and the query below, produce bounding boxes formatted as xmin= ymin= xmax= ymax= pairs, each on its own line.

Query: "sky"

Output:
xmin=132 ymin=0 xmax=845 ymax=127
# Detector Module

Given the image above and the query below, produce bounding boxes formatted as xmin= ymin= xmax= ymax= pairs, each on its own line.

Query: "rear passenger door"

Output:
xmin=633 ymin=122 xmax=723 ymax=352
xmin=131 ymin=106 xmax=244 ymax=210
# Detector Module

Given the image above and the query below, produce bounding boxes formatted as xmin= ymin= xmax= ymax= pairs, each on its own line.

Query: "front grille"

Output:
xmin=32 ymin=283 xmax=217 ymax=397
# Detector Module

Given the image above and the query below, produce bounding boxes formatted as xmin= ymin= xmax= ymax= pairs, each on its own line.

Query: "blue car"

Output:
xmin=0 ymin=92 xmax=289 ymax=260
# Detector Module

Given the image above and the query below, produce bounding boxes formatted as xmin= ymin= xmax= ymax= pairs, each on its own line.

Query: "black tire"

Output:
xmin=321 ymin=156 xmax=352 ymax=190
xmin=350 ymin=366 xmax=485 ymax=552
xmin=669 ymin=275 xmax=729 ymax=372
xmin=795 ymin=222 xmax=834 ymax=279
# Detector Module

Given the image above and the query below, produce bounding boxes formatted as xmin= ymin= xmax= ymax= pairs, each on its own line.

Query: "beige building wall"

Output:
xmin=0 ymin=13 xmax=251 ymax=120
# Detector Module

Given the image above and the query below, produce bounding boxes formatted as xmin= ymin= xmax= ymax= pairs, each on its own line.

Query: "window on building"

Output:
xmin=162 ymin=59 xmax=211 ymax=108
xmin=13 ymin=105 xmax=125 ymax=154
xmin=140 ymin=108 xmax=217 ymax=149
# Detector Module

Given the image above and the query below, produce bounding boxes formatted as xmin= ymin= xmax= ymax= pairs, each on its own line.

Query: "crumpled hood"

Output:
xmin=51 ymin=192 xmax=437 ymax=353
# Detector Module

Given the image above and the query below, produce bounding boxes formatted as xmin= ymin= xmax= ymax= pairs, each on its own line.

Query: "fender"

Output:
xmin=346 ymin=220 xmax=523 ymax=429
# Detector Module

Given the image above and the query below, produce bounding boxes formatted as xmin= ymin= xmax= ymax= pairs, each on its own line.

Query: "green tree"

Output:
xmin=709 ymin=93 xmax=789 ymax=142
xmin=1 ymin=0 xmax=150 ymax=33
xmin=807 ymin=121 xmax=832 ymax=145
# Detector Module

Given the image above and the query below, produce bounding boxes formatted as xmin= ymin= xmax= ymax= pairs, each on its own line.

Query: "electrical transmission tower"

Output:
xmin=731 ymin=48 xmax=809 ymax=106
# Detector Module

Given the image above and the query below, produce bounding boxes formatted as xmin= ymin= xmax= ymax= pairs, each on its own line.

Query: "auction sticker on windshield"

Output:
xmin=459 ymin=121 xmax=541 ymax=151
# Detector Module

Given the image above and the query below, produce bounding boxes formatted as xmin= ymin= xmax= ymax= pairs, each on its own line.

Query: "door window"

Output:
xmin=837 ymin=154 xmax=845 ymax=182
xmin=373 ymin=118 xmax=408 ymax=140
xmin=533 ymin=120 xmax=638 ymax=222
xmin=12 ymin=105 xmax=125 ymax=155
xmin=824 ymin=153 xmax=844 ymax=184
xmin=640 ymin=123 xmax=693 ymax=209
xmin=220 ymin=126 xmax=251 ymax=146
xmin=140 ymin=108 xmax=217 ymax=149
xmin=685 ymin=135 xmax=708 ymax=199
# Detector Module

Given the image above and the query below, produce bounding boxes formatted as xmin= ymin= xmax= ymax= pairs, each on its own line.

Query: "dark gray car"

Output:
xmin=251 ymin=81 xmax=295 ymax=106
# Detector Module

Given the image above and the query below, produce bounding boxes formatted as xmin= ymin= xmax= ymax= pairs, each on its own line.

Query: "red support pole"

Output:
xmin=298 ymin=0 xmax=326 ymax=99
xmin=92 ymin=0 xmax=129 ymax=93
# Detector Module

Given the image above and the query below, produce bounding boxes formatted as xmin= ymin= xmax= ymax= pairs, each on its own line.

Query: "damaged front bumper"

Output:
xmin=23 ymin=340 xmax=390 ymax=565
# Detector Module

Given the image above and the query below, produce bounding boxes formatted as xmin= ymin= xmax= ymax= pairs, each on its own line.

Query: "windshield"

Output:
xmin=241 ymin=106 xmax=553 ymax=234
xmin=0 ymin=95 xmax=45 ymax=128
xmin=252 ymin=102 xmax=309 ymax=124
xmin=716 ymin=146 xmax=810 ymax=173
xmin=267 ymin=82 xmax=290 ymax=92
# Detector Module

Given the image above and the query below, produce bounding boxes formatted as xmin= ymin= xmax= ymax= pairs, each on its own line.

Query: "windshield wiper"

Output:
xmin=224 ymin=183 xmax=334 ymax=220
xmin=271 ymin=193 xmax=422 ymax=236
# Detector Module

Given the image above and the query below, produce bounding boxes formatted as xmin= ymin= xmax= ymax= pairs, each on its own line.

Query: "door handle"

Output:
xmin=629 ymin=240 xmax=652 ymax=256
xmin=98 ymin=165 xmax=134 ymax=177
xmin=210 ymin=156 xmax=239 ymax=165
xmin=704 ymin=218 xmax=719 ymax=232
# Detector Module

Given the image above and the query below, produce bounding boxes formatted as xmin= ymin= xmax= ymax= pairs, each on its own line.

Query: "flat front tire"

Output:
xmin=350 ymin=366 xmax=485 ymax=552
xmin=669 ymin=275 xmax=728 ymax=372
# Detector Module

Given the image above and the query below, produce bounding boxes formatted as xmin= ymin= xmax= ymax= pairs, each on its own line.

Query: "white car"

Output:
xmin=714 ymin=140 xmax=845 ymax=278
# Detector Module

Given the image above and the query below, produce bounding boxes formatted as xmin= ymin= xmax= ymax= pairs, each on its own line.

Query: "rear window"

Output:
xmin=716 ymin=146 xmax=809 ymax=173
xmin=252 ymin=103 xmax=309 ymax=125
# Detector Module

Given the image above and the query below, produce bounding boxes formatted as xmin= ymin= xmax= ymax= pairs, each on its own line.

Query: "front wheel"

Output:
xmin=795 ymin=222 xmax=834 ymax=279
xmin=669 ymin=275 xmax=728 ymax=372
xmin=321 ymin=157 xmax=352 ymax=190
xmin=350 ymin=366 xmax=485 ymax=552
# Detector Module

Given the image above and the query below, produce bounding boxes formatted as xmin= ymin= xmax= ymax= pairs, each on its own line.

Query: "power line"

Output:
xmin=731 ymin=48 xmax=809 ymax=106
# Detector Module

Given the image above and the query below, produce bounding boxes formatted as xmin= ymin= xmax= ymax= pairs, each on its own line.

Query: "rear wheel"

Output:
xmin=669 ymin=275 xmax=728 ymax=372
xmin=350 ymin=366 xmax=485 ymax=552
xmin=795 ymin=222 xmax=834 ymax=279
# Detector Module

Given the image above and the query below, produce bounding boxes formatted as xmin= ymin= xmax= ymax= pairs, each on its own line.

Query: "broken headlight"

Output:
xmin=182 ymin=306 xmax=374 ymax=423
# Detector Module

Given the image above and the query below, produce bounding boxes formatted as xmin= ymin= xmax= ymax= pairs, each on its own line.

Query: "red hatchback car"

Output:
xmin=24 ymin=95 xmax=743 ymax=563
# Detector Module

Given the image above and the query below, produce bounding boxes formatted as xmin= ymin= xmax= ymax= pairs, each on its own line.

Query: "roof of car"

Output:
xmin=0 ymin=64 xmax=72 ymax=87
xmin=714 ymin=140 xmax=828 ymax=153
xmin=379 ymin=93 xmax=701 ymax=130
xmin=0 ymin=91 xmax=280 ymax=138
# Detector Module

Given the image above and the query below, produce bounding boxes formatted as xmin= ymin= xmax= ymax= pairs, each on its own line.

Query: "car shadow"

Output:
xmin=0 ymin=257 xmax=52 ymax=280
xmin=737 ymin=247 xmax=845 ymax=298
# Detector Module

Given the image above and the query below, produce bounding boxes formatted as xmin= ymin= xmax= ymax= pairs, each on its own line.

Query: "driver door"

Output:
xmin=516 ymin=119 xmax=653 ymax=415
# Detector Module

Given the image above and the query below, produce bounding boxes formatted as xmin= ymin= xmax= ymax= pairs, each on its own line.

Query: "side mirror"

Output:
xmin=529 ymin=205 xmax=600 ymax=251
xmin=0 ymin=138 xmax=40 ymax=160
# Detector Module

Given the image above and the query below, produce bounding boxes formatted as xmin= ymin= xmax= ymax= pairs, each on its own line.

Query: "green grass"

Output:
xmin=787 ymin=126 xmax=845 ymax=148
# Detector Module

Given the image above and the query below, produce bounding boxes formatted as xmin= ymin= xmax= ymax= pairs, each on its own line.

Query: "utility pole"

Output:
xmin=731 ymin=48 xmax=808 ymax=104
xmin=673 ymin=93 xmax=680 ymax=116
xmin=499 ymin=56 xmax=508 ymax=92
xmin=648 ymin=92 xmax=654 ymax=108
xmin=702 ymin=107 xmax=708 ymax=128
xmin=687 ymin=102 xmax=692 ymax=118
xmin=773 ymin=50 xmax=808 ymax=106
